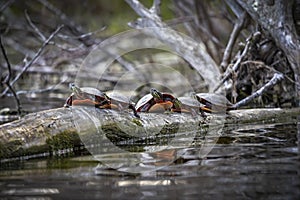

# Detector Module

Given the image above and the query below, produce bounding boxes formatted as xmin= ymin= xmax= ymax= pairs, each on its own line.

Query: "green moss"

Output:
xmin=132 ymin=118 xmax=143 ymax=126
xmin=46 ymin=130 xmax=80 ymax=152
xmin=0 ymin=140 xmax=23 ymax=159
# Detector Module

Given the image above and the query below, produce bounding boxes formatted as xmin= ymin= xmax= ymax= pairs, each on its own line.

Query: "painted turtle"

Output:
xmin=64 ymin=83 xmax=110 ymax=108
xmin=176 ymin=96 xmax=207 ymax=117
xmin=107 ymin=92 xmax=140 ymax=118
xmin=135 ymin=88 xmax=177 ymax=113
xmin=192 ymin=93 xmax=233 ymax=113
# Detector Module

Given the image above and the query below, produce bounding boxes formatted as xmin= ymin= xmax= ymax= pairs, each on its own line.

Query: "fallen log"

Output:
xmin=0 ymin=106 xmax=299 ymax=160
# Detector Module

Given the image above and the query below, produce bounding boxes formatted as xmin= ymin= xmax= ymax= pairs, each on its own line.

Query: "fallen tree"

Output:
xmin=1 ymin=106 xmax=299 ymax=160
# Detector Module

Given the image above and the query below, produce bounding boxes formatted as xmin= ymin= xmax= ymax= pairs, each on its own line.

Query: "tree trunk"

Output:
xmin=1 ymin=106 xmax=299 ymax=159
xmin=235 ymin=0 xmax=300 ymax=105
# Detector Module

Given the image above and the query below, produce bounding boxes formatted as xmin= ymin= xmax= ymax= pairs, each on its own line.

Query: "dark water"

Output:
xmin=1 ymin=121 xmax=299 ymax=200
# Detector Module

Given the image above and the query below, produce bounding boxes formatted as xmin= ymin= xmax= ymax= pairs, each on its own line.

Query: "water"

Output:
xmin=0 ymin=121 xmax=299 ymax=200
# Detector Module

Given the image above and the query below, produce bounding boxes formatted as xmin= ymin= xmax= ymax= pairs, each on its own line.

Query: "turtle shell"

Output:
xmin=135 ymin=93 xmax=155 ymax=112
xmin=78 ymin=87 xmax=108 ymax=101
xmin=161 ymin=93 xmax=176 ymax=102
xmin=177 ymin=96 xmax=208 ymax=115
xmin=107 ymin=93 xmax=133 ymax=106
xmin=65 ymin=84 xmax=110 ymax=107
xmin=108 ymin=92 xmax=140 ymax=118
xmin=136 ymin=88 xmax=178 ymax=113
xmin=178 ymin=97 xmax=201 ymax=108
xmin=193 ymin=93 xmax=232 ymax=112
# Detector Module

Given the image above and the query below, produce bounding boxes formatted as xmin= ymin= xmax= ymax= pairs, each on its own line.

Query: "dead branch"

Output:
xmin=214 ymin=31 xmax=261 ymax=92
xmin=235 ymin=0 xmax=300 ymax=106
xmin=0 ymin=25 xmax=64 ymax=97
xmin=232 ymin=73 xmax=284 ymax=109
xmin=25 ymin=10 xmax=46 ymax=42
xmin=0 ymin=0 xmax=14 ymax=13
xmin=0 ymin=36 xmax=22 ymax=115
xmin=150 ymin=0 xmax=161 ymax=16
xmin=125 ymin=0 xmax=221 ymax=91
xmin=36 ymin=0 xmax=91 ymax=45
xmin=220 ymin=12 xmax=248 ymax=71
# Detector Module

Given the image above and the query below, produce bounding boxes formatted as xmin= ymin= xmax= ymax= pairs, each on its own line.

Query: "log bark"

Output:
xmin=0 ymin=106 xmax=299 ymax=159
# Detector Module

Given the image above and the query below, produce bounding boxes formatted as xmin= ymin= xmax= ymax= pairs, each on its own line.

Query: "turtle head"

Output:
xmin=69 ymin=83 xmax=81 ymax=94
xmin=173 ymin=98 xmax=182 ymax=109
xmin=190 ymin=92 xmax=197 ymax=99
xmin=150 ymin=88 xmax=163 ymax=100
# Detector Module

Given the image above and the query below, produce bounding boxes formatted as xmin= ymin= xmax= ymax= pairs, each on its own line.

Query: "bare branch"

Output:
xmin=5 ymin=38 xmax=36 ymax=59
xmin=150 ymin=0 xmax=161 ymax=16
xmin=15 ymin=78 xmax=67 ymax=96
xmin=220 ymin=12 xmax=248 ymax=71
xmin=235 ymin=0 xmax=300 ymax=105
xmin=25 ymin=10 xmax=46 ymax=41
xmin=126 ymin=0 xmax=221 ymax=91
xmin=232 ymin=73 xmax=284 ymax=109
xmin=0 ymin=25 xmax=64 ymax=97
xmin=0 ymin=0 xmax=14 ymax=13
xmin=0 ymin=36 xmax=22 ymax=115
xmin=37 ymin=0 xmax=94 ymax=46
xmin=214 ymin=31 xmax=261 ymax=92
xmin=224 ymin=0 xmax=245 ymax=18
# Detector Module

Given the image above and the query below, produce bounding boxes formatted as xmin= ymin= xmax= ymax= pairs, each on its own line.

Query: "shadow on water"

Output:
xmin=0 ymin=120 xmax=299 ymax=199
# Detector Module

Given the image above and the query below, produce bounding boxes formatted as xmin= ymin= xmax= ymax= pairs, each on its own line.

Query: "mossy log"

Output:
xmin=0 ymin=106 xmax=299 ymax=159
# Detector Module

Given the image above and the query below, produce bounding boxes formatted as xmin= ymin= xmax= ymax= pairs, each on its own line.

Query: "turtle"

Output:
xmin=107 ymin=92 xmax=140 ymax=118
xmin=191 ymin=92 xmax=233 ymax=113
xmin=135 ymin=88 xmax=177 ymax=113
xmin=176 ymin=96 xmax=207 ymax=117
xmin=64 ymin=83 xmax=110 ymax=108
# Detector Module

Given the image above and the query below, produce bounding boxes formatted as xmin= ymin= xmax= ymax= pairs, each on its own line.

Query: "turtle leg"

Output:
xmin=98 ymin=103 xmax=118 ymax=109
xmin=199 ymin=107 xmax=208 ymax=119
xmin=128 ymin=104 xmax=140 ymax=118
xmin=72 ymin=99 xmax=99 ymax=106
xmin=148 ymin=101 xmax=173 ymax=113
xmin=64 ymin=96 xmax=72 ymax=108
xmin=148 ymin=104 xmax=165 ymax=113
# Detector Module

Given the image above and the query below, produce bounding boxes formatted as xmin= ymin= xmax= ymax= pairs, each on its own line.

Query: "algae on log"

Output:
xmin=0 ymin=106 xmax=299 ymax=159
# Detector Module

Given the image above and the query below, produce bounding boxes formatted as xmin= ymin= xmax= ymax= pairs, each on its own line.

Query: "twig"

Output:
xmin=5 ymin=38 xmax=36 ymax=59
xmin=57 ymin=26 xmax=106 ymax=40
xmin=0 ymin=36 xmax=22 ymax=115
xmin=126 ymin=0 xmax=221 ymax=91
xmin=0 ymin=0 xmax=14 ymax=13
xmin=232 ymin=73 xmax=284 ymax=109
xmin=220 ymin=12 xmax=248 ymax=71
xmin=241 ymin=60 xmax=299 ymax=87
xmin=224 ymin=0 xmax=245 ymax=18
xmin=150 ymin=0 xmax=161 ymax=16
xmin=25 ymin=10 xmax=46 ymax=41
xmin=213 ymin=31 xmax=261 ymax=92
xmin=0 ymin=25 xmax=64 ymax=97
xmin=37 ymin=0 xmax=93 ymax=46
xmin=14 ymin=78 xmax=67 ymax=96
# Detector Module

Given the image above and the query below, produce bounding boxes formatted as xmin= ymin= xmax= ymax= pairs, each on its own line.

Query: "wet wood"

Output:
xmin=0 ymin=106 xmax=299 ymax=159
xmin=235 ymin=0 xmax=300 ymax=105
